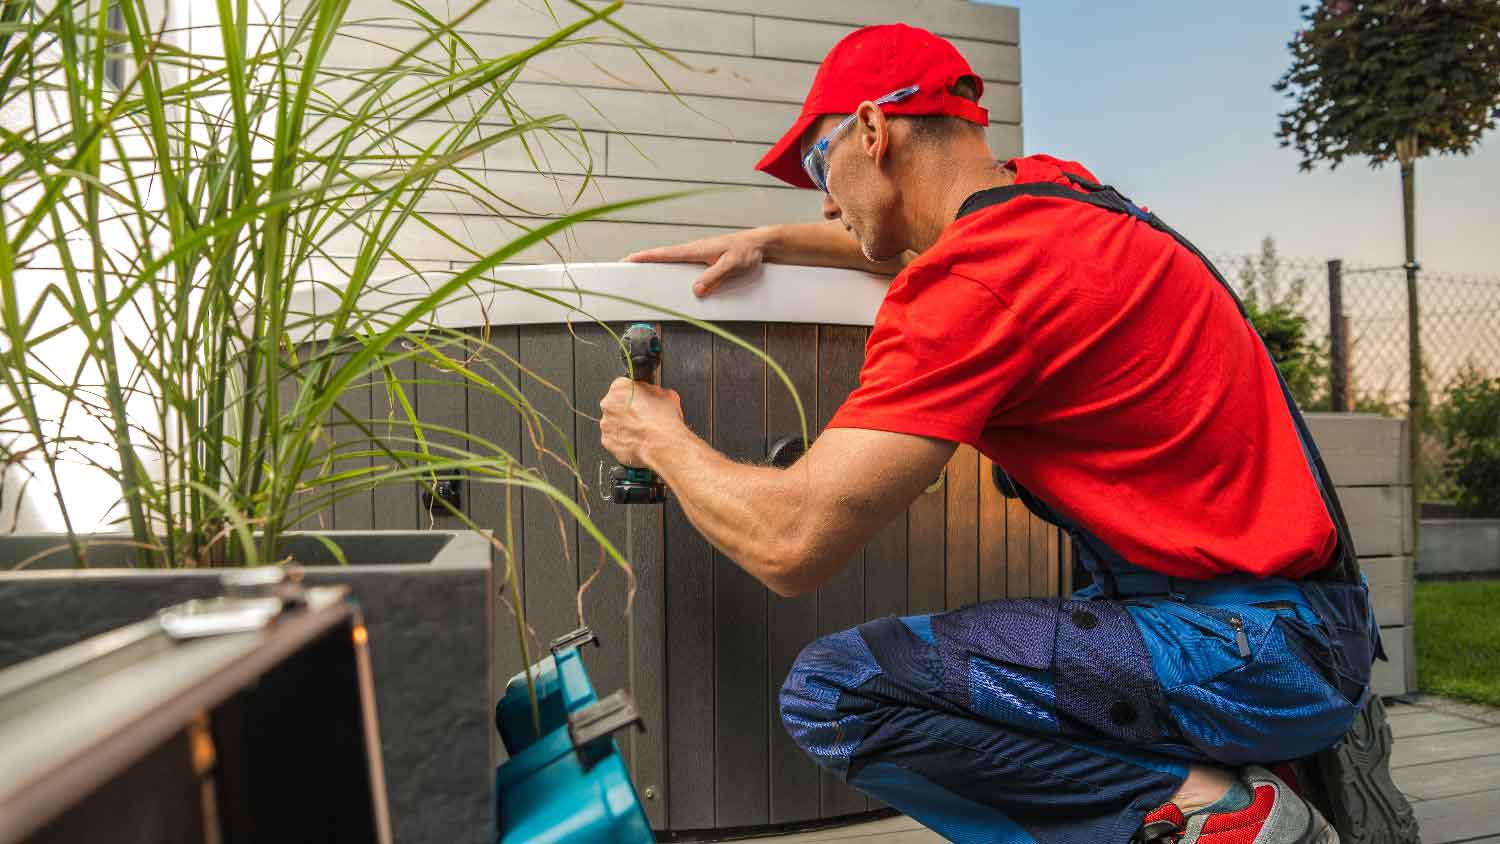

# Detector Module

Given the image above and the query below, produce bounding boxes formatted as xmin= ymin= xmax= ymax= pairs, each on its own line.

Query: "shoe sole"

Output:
xmin=1311 ymin=695 xmax=1420 ymax=844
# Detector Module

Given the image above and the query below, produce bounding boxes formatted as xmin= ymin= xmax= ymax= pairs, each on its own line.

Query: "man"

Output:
xmin=599 ymin=24 xmax=1386 ymax=844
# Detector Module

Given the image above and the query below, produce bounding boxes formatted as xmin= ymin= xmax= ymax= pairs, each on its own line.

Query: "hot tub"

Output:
xmin=288 ymin=262 xmax=1072 ymax=836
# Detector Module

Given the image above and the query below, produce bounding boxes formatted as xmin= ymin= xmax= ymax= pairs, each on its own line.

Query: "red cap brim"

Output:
xmin=754 ymin=112 xmax=822 ymax=189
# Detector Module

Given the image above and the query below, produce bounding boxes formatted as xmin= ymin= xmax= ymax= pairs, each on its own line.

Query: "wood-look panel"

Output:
xmin=907 ymin=471 xmax=947 ymax=615
xmin=414 ymin=332 xmax=471 ymax=532
xmin=571 ymin=323 xmax=635 ymax=773
xmin=661 ymin=324 xmax=716 ymax=830
xmin=814 ymin=324 xmax=868 ymax=818
xmin=516 ymin=326 xmax=579 ymax=651
xmin=467 ymin=326 xmax=522 ymax=768
xmin=978 ymin=457 xmax=1008 ymax=602
xmin=626 ymin=352 xmax=669 ymax=829
xmin=371 ymin=347 xmax=419 ymax=530
xmin=283 ymin=342 xmax=333 ymax=531
xmin=1028 ymin=507 xmax=1050 ymax=601
xmin=712 ymin=324 xmax=771 ymax=826
xmin=864 ymin=505 xmax=909 ymax=621
xmin=765 ymin=323 xmax=821 ymax=825
xmin=330 ymin=346 xmax=375 ymax=530
xmin=945 ymin=446 xmax=980 ymax=609
xmin=1005 ymin=495 xmax=1031 ymax=598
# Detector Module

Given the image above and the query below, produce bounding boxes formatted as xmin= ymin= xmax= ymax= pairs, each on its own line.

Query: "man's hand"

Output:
xmin=623 ymin=229 xmax=770 ymax=299
xmin=623 ymin=221 xmax=911 ymax=299
xmin=598 ymin=377 xmax=687 ymax=467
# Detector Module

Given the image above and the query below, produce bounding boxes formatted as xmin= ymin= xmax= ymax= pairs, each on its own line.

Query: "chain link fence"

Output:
xmin=1208 ymin=248 xmax=1500 ymax=505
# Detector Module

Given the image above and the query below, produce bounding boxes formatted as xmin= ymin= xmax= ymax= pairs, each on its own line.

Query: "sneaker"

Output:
xmin=1132 ymin=766 xmax=1340 ymax=844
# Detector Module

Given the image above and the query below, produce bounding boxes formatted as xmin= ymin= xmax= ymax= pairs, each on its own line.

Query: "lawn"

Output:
xmin=1414 ymin=578 xmax=1500 ymax=707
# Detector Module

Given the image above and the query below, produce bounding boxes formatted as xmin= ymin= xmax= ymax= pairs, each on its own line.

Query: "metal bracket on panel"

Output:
xmin=421 ymin=475 xmax=464 ymax=515
xmin=549 ymin=626 xmax=598 ymax=657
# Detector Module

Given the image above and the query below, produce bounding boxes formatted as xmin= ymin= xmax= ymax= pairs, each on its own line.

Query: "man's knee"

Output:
xmin=778 ymin=628 xmax=882 ymax=776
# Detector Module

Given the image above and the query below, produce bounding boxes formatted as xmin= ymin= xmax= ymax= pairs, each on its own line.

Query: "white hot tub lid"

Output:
xmin=283 ymin=262 xmax=894 ymax=342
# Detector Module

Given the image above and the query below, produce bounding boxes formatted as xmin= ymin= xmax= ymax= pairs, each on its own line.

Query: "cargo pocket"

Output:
xmin=1127 ymin=600 xmax=1259 ymax=690
xmin=929 ymin=599 xmax=1059 ymax=718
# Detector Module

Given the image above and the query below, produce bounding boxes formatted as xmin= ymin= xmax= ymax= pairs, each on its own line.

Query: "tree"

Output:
xmin=1237 ymin=236 xmax=1328 ymax=409
xmin=1273 ymin=0 xmax=1500 ymax=517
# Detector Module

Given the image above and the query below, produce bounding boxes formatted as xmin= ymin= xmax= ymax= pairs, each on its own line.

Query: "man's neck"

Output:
xmin=905 ymin=158 xmax=1015 ymax=253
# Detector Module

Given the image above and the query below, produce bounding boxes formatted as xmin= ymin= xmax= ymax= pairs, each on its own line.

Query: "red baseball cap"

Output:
xmin=755 ymin=23 xmax=989 ymax=189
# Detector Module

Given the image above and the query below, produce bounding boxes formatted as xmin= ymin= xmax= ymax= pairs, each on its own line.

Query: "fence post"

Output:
xmin=1327 ymin=259 xmax=1348 ymax=412
xmin=1401 ymin=159 xmax=1424 ymax=547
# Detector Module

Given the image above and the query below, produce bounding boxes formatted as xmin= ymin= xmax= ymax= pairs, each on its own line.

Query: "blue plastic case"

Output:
xmin=492 ymin=628 xmax=653 ymax=844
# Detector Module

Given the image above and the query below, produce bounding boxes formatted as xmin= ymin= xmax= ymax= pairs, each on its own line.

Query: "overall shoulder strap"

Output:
xmin=961 ymin=174 xmax=1362 ymax=582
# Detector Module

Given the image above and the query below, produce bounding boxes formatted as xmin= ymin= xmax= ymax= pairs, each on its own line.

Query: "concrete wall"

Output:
xmin=1418 ymin=519 xmax=1500 ymax=577
xmin=296 ymin=0 xmax=1023 ymax=264
xmin=1306 ymin=413 xmax=1416 ymax=697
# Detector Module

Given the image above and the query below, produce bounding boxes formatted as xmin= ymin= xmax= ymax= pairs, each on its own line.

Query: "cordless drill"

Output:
xmin=609 ymin=323 xmax=667 ymax=504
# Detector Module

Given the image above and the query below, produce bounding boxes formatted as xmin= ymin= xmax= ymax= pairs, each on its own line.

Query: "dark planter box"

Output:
xmin=0 ymin=530 xmax=492 ymax=844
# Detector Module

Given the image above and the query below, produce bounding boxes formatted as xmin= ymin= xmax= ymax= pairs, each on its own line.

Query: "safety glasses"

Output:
xmin=800 ymin=84 xmax=920 ymax=193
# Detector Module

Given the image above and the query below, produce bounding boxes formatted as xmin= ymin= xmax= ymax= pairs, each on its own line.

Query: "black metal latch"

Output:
xmin=549 ymin=626 xmax=599 ymax=657
xmin=568 ymin=689 xmax=644 ymax=769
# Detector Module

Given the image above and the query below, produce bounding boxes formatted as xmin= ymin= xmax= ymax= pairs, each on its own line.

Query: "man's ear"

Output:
xmin=855 ymin=100 xmax=890 ymax=167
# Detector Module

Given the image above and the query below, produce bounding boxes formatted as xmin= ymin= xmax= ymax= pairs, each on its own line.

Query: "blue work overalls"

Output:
xmin=779 ymin=177 xmax=1383 ymax=844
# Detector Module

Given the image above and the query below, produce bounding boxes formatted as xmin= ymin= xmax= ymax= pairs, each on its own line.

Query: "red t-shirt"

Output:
xmin=828 ymin=154 xmax=1336 ymax=580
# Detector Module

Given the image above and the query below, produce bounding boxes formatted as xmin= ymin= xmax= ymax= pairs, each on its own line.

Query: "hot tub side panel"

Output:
xmin=305 ymin=321 xmax=1072 ymax=832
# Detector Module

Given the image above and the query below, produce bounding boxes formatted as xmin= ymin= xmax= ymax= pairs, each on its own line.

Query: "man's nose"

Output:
xmin=821 ymin=193 xmax=841 ymax=222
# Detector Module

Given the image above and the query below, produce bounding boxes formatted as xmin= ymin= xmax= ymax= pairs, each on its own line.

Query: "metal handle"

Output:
xmin=766 ymin=435 xmax=808 ymax=468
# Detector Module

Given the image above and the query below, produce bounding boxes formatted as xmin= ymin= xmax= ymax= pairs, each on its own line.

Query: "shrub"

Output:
xmin=1435 ymin=365 xmax=1500 ymax=517
xmin=1237 ymin=237 xmax=1328 ymax=409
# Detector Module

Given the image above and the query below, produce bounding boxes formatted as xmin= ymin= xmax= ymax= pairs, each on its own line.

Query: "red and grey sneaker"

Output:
xmin=1132 ymin=766 xmax=1340 ymax=844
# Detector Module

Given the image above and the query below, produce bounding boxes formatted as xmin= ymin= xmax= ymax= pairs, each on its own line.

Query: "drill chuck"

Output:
xmin=622 ymin=323 xmax=662 ymax=382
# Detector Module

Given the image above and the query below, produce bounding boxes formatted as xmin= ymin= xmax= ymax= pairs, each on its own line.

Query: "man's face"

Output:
xmin=800 ymin=111 xmax=904 ymax=262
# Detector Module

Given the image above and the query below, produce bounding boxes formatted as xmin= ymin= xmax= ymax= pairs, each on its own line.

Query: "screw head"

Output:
xmin=643 ymin=787 xmax=656 ymax=800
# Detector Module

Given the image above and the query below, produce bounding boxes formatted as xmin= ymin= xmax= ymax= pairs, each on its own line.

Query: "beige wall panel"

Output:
xmin=414 ymin=171 xmax=818 ymax=228
xmin=317 ymin=27 xmax=1023 ymax=124
xmin=1370 ymin=626 xmax=1412 ymax=697
xmin=1361 ymin=556 xmax=1413 ymax=628
xmin=1306 ymin=413 xmax=1408 ymax=486
xmin=510 ymin=83 xmax=802 ymax=142
xmin=607 ymin=134 xmax=792 ymax=186
xmin=1339 ymin=485 xmax=1411 ymax=558
xmin=988 ymin=123 xmax=1024 ymax=158
xmin=320 ymin=27 xmax=804 ymax=101
xmin=291 ymin=0 xmax=755 ymax=56
xmin=752 ymin=17 xmax=1020 ymax=82
xmin=628 ymin=0 xmax=1020 ymax=44
xmin=310 ymin=119 xmax=608 ymax=177
xmin=313 ymin=76 xmax=802 ymax=141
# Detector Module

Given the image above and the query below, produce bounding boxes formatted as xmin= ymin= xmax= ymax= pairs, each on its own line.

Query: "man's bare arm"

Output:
xmin=598 ymin=377 xmax=953 ymax=596
xmin=622 ymin=220 xmax=916 ymax=297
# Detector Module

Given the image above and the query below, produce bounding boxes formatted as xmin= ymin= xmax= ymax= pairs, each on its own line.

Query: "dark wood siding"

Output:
xmin=305 ymin=320 xmax=1070 ymax=832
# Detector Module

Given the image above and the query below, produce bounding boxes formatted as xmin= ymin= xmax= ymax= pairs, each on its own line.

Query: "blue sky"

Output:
xmin=992 ymin=1 xmax=1499 ymax=276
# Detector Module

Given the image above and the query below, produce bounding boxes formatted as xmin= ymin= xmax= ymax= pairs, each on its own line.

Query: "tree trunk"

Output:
xmin=1400 ymin=158 xmax=1423 ymax=549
